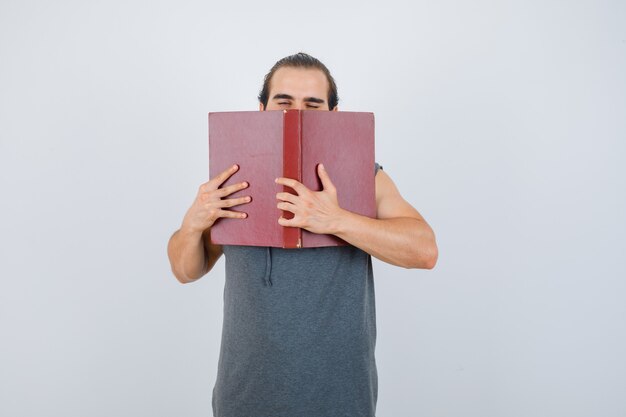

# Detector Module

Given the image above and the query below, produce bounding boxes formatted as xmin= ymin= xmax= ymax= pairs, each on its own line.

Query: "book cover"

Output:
xmin=208 ymin=110 xmax=375 ymax=248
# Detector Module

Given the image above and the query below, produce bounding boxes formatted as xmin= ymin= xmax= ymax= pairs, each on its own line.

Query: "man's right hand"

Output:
xmin=181 ymin=164 xmax=251 ymax=234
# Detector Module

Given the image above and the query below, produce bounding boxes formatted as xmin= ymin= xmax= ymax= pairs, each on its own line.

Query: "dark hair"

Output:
xmin=258 ymin=52 xmax=339 ymax=110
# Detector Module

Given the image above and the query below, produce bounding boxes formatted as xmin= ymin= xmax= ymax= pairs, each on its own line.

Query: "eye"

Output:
xmin=306 ymin=105 xmax=320 ymax=109
xmin=278 ymin=102 xmax=290 ymax=105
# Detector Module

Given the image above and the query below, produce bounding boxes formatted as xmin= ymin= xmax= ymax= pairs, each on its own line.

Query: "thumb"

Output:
xmin=317 ymin=164 xmax=336 ymax=192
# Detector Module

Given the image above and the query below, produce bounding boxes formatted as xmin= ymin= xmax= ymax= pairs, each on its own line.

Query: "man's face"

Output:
xmin=260 ymin=67 xmax=337 ymax=111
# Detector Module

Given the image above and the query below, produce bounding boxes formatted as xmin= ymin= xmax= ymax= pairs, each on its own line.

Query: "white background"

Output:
xmin=1 ymin=0 xmax=624 ymax=416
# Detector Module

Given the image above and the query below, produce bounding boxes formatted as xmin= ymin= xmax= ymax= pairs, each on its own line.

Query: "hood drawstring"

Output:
xmin=263 ymin=247 xmax=273 ymax=287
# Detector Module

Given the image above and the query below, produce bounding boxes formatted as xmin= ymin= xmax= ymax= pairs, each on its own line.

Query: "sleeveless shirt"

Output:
xmin=212 ymin=164 xmax=381 ymax=417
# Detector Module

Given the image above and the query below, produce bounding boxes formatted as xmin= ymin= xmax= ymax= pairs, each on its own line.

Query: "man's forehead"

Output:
xmin=268 ymin=67 xmax=329 ymax=96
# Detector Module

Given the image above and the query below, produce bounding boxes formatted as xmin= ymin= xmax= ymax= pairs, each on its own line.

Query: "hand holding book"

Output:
xmin=276 ymin=164 xmax=346 ymax=236
xmin=180 ymin=164 xmax=251 ymax=235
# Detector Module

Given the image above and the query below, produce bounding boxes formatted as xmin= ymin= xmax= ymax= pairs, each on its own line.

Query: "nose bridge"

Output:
xmin=293 ymin=98 xmax=307 ymax=110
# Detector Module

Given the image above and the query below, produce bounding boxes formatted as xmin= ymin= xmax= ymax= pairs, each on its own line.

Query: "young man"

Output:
xmin=168 ymin=53 xmax=437 ymax=416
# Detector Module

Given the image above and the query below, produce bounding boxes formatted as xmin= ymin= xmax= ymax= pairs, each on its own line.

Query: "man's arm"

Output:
xmin=276 ymin=164 xmax=438 ymax=269
xmin=167 ymin=229 xmax=223 ymax=284
xmin=167 ymin=165 xmax=250 ymax=284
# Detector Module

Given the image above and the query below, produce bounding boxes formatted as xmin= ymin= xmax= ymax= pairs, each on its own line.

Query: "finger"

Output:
xmin=218 ymin=196 xmax=251 ymax=208
xmin=275 ymin=192 xmax=298 ymax=204
xmin=275 ymin=177 xmax=308 ymax=195
xmin=278 ymin=216 xmax=297 ymax=227
xmin=317 ymin=163 xmax=336 ymax=192
xmin=216 ymin=181 xmax=249 ymax=198
xmin=217 ymin=209 xmax=247 ymax=219
xmin=208 ymin=164 xmax=239 ymax=189
xmin=277 ymin=201 xmax=296 ymax=213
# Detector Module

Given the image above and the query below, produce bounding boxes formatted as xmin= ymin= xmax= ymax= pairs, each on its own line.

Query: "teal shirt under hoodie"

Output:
xmin=212 ymin=164 xmax=381 ymax=417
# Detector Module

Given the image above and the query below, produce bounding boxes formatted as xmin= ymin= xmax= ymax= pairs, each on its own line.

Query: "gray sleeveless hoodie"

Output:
xmin=212 ymin=164 xmax=381 ymax=417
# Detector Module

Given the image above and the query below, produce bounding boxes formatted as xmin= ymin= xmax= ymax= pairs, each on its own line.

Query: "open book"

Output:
xmin=208 ymin=110 xmax=375 ymax=248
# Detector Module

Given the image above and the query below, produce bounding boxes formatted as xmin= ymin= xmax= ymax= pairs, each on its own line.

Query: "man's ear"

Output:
xmin=332 ymin=106 xmax=338 ymax=112
xmin=259 ymin=102 xmax=265 ymax=111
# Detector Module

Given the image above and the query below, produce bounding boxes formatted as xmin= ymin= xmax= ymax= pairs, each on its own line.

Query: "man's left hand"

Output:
xmin=275 ymin=164 xmax=346 ymax=235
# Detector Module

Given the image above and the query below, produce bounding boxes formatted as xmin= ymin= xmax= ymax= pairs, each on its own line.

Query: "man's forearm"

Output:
xmin=334 ymin=211 xmax=438 ymax=269
xmin=168 ymin=164 xmax=249 ymax=283
xmin=167 ymin=228 xmax=209 ymax=283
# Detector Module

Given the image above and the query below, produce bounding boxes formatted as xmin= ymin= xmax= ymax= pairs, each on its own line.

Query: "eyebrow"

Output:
xmin=272 ymin=94 xmax=293 ymax=101
xmin=271 ymin=93 xmax=326 ymax=104
xmin=304 ymin=97 xmax=325 ymax=104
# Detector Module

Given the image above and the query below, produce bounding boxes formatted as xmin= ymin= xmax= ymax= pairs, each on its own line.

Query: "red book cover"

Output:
xmin=208 ymin=110 xmax=375 ymax=248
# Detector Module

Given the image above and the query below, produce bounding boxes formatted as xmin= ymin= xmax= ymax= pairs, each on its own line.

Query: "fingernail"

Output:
xmin=233 ymin=164 xmax=239 ymax=170
xmin=320 ymin=164 xmax=325 ymax=170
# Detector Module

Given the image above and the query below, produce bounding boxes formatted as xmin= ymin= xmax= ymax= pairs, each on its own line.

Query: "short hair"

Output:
xmin=258 ymin=52 xmax=339 ymax=110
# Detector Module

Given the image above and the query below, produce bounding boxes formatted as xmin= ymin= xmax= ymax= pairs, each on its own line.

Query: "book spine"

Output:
xmin=282 ymin=110 xmax=302 ymax=248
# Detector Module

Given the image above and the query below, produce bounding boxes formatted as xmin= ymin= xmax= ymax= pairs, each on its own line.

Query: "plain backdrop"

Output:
xmin=1 ymin=0 xmax=625 ymax=416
